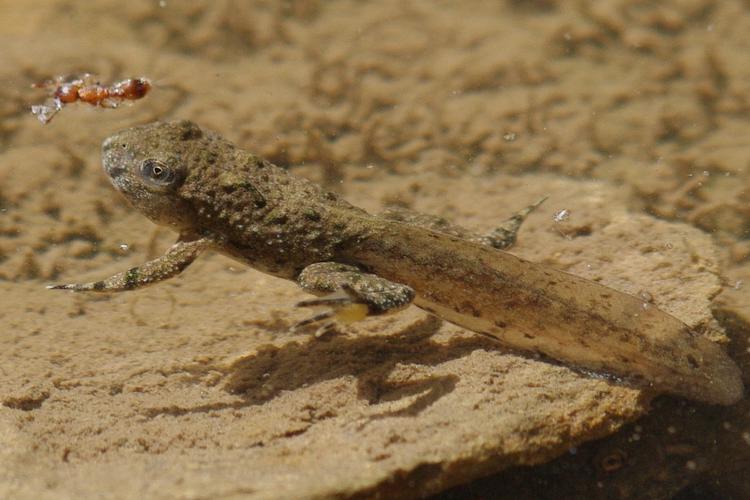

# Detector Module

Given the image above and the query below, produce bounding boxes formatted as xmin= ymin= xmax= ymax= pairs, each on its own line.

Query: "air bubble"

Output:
xmin=553 ymin=209 xmax=570 ymax=223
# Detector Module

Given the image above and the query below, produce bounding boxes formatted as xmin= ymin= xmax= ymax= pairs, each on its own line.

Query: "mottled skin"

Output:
xmin=52 ymin=120 xmax=743 ymax=406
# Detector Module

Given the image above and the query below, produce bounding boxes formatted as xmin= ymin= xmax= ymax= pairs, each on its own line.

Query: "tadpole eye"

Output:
xmin=139 ymin=159 xmax=181 ymax=188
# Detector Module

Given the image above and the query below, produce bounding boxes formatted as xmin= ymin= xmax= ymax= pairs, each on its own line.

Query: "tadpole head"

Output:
xmin=101 ymin=120 xmax=202 ymax=230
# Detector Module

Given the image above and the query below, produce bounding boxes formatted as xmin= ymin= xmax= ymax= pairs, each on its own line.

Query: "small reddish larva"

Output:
xmin=30 ymin=73 xmax=152 ymax=124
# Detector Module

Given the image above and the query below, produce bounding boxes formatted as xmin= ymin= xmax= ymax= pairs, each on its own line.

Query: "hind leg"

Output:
xmin=380 ymin=197 xmax=546 ymax=250
xmin=473 ymin=196 xmax=547 ymax=249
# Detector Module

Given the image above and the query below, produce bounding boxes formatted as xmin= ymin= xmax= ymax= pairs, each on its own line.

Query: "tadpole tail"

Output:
xmin=353 ymin=221 xmax=744 ymax=406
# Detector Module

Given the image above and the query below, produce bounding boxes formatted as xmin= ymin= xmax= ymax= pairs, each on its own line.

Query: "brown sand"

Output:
xmin=1 ymin=1 xmax=748 ymax=498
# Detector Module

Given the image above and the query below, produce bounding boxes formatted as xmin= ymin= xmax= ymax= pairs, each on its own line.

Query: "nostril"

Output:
xmin=102 ymin=136 xmax=128 ymax=152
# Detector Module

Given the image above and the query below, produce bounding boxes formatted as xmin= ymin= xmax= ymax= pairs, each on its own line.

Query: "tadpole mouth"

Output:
xmin=101 ymin=135 xmax=130 ymax=180
xmin=104 ymin=161 xmax=126 ymax=179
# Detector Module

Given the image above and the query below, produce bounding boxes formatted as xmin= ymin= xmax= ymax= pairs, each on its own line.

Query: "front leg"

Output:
xmin=294 ymin=262 xmax=415 ymax=336
xmin=49 ymin=236 xmax=211 ymax=292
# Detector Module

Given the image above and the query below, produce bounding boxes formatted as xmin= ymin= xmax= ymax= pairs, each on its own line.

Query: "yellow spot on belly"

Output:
xmin=336 ymin=303 xmax=369 ymax=323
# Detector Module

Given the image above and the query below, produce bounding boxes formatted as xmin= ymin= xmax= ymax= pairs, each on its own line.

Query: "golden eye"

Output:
xmin=140 ymin=159 xmax=179 ymax=188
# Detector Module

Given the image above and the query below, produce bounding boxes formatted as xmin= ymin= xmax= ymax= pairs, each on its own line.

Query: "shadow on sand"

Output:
xmin=224 ymin=314 xmax=504 ymax=416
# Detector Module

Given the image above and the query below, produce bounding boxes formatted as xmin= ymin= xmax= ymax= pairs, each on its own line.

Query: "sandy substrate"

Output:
xmin=1 ymin=1 xmax=749 ymax=498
